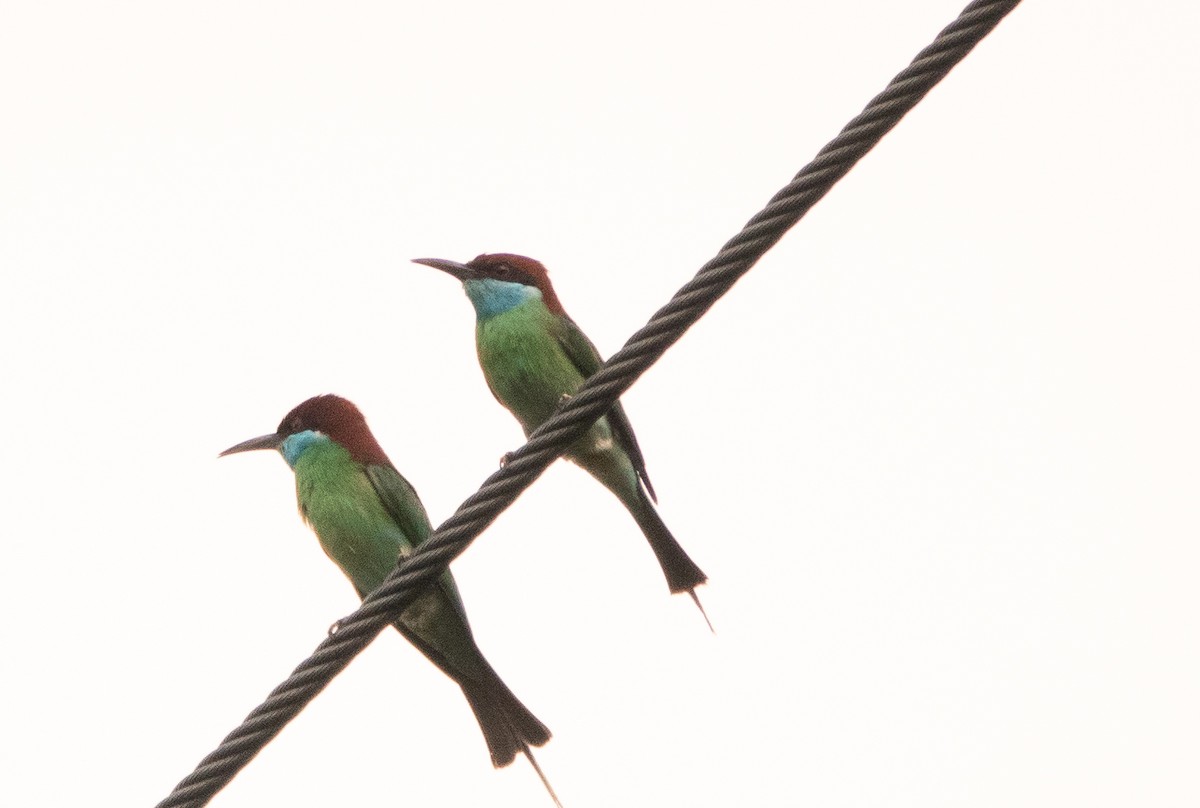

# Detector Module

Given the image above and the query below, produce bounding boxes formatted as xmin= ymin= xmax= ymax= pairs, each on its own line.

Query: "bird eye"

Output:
xmin=495 ymin=264 xmax=511 ymax=275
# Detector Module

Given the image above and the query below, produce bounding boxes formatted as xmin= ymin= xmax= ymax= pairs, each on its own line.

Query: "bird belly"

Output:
xmin=568 ymin=416 xmax=616 ymax=459
xmin=297 ymin=470 xmax=409 ymax=595
xmin=476 ymin=313 xmax=585 ymax=434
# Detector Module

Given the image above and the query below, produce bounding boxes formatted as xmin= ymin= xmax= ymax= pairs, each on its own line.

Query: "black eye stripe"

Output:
xmin=473 ymin=260 xmax=535 ymax=285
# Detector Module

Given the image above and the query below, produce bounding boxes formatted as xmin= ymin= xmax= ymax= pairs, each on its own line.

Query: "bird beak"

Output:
xmin=412 ymin=257 xmax=477 ymax=281
xmin=219 ymin=432 xmax=284 ymax=457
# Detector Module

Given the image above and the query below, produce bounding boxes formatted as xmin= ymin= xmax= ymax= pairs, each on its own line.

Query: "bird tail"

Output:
xmin=459 ymin=666 xmax=551 ymax=767
xmin=628 ymin=487 xmax=713 ymax=629
xmin=519 ymin=741 xmax=562 ymax=808
xmin=573 ymin=452 xmax=712 ymax=628
xmin=460 ymin=669 xmax=560 ymax=804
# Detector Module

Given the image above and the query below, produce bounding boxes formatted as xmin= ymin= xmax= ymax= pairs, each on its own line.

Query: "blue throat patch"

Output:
xmin=463 ymin=278 xmax=542 ymax=319
xmin=280 ymin=430 xmax=328 ymax=468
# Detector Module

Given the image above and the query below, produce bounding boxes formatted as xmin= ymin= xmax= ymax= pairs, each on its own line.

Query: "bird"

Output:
xmin=412 ymin=253 xmax=710 ymax=629
xmin=220 ymin=394 xmax=559 ymax=805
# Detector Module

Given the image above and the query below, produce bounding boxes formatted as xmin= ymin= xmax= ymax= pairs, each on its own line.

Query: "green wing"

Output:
xmin=552 ymin=314 xmax=658 ymax=502
xmin=365 ymin=462 xmax=470 ymax=622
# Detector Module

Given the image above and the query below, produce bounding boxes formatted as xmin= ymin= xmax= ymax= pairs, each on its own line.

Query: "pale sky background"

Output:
xmin=2 ymin=2 xmax=1198 ymax=806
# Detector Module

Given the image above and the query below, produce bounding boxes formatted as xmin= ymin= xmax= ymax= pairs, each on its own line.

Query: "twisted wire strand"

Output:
xmin=157 ymin=2 xmax=1021 ymax=804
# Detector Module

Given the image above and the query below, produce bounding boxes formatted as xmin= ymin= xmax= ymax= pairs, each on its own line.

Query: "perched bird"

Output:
xmin=412 ymin=253 xmax=710 ymax=627
xmin=220 ymin=394 xmax=558 ymax=805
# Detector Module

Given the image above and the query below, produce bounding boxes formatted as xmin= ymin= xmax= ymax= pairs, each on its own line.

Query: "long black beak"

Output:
xmin=219 ymin=433 xmax=284 ymax=457
xmin=412 ymin=257 xmax=476 ymax=281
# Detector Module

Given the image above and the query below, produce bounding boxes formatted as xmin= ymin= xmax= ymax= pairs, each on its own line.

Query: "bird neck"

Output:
xmin=464 ymin=278 xmax=545 ymax=320
xmin=280 ymin=430 xmax=343 ymax=468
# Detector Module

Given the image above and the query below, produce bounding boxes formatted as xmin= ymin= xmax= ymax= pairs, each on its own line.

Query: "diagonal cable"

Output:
xmin=156 ymin=1 xmax=1022 ymax=804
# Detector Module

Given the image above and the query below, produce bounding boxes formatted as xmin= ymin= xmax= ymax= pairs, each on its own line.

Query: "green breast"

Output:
xmin=476 ymin=301 xmax=588 ymax=434
xmin=292 ymin=441 xmax=411 ymax=595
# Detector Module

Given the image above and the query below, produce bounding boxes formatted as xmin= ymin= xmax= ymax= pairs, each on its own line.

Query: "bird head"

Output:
xmin=413 ymin=253 xmax=565 ymax=317
xmin=220 ymin=394 xmax=389 ymax=466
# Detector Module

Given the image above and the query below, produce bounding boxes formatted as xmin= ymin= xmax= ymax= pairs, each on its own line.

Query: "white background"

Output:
xmin=2 ymin=2 xmax=1197 ymax=806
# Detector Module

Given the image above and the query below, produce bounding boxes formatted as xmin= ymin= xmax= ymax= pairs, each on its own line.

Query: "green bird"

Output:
xmin=220 ymin=394 xmax=558 ymax=804
xmin=413 ymin=253 xmax=710 ymax=628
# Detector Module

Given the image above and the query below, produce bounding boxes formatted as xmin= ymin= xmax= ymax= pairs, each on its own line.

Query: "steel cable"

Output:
xmin=156 ymin=1 xmax=1022 ymax=804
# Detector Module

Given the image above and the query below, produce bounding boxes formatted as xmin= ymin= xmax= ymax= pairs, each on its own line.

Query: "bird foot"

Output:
xmin=558 ymin=392 xmax=573 ymax=405
xmin=499 ymin=451 xmax=516 ymax=467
